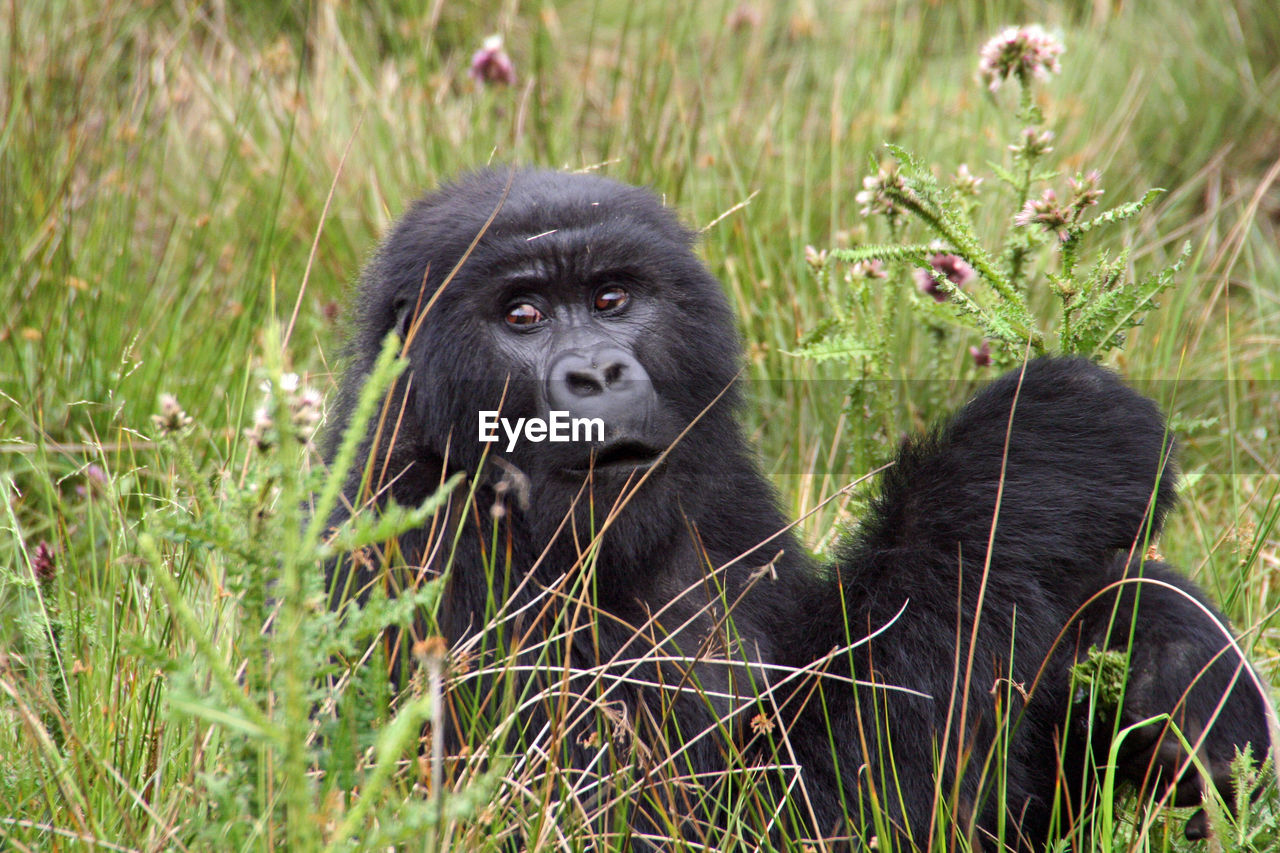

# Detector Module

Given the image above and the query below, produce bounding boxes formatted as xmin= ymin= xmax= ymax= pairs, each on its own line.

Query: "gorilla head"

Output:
xmin=332 ymin=169 xmax=750 ymax=554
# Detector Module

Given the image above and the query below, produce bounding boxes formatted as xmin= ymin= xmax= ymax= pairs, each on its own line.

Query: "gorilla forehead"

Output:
xmin=382 ymin=168 xmax=697 ymax=299
xmin=469 ymin=221 xmax=673 ymax=292
xmin=445 ymin=168 xmax=690 ymax=240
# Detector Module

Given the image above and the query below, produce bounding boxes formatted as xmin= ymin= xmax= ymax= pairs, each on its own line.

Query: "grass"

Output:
xmin=2 ymin=0 xmax=1278 ymax=849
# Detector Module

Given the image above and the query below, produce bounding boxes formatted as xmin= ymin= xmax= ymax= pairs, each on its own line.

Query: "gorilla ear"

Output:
xmin=394 ymin=300 xmax=415 ymax=341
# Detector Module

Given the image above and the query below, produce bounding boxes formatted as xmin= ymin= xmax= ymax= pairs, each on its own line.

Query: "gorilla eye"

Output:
xmin=505 ymin=303 xmax=545 ymax=327
xmin=594 ymin=286 xmax=629 ymax=312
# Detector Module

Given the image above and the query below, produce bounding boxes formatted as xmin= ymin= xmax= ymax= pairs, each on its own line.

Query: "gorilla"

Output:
xmin=325 ymin=167 xmax=1271 ymax=850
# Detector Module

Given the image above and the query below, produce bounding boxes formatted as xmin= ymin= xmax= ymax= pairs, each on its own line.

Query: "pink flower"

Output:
xmin=244 ymin=406 xmax=275 ymax=451
xmin=1068 ymin=169 xmax=1104 ymax=213
xmin=970 ymin=340 xmax=992 ymax=367
xmin=855 ymin=163 xmax=907 ymax=219
xmin=953 ymin=163 xmax=983 ymax=196
xmin=1008 ymin=127 xmax=1054 ymax=158
xmin=469 ymin=36 xmax=516 ymax=87
xmin=978 ymin=25 xmax=1065 ymax=92
xmin=848 ymin=259 xmax=887 ymax=280
xmin=1014 ymin=188 xmax=1071 ymax=240
xmin=151 ymin=393 xmax=193 ymax=435
xmin=914 ymin=253 xmax=975 ymax=302
xmin=804 ymin=245 xmax=828 ymax=270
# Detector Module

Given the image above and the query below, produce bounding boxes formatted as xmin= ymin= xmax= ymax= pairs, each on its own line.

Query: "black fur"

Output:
xmin=1067 ymin=555 xmax=1272 ymax=840
xmin=325 ymin=168 xmax=1270 ymax=849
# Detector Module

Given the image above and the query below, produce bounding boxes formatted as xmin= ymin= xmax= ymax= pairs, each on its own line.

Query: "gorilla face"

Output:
xmin=410 ymin=222 xmax=693 ymax=477
xmin=346 ymin=169 xmax=744 ymax=514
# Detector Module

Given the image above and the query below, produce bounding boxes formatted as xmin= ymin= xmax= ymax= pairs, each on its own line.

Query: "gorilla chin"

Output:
xmin=325 ymin=167 xmax=1271 ymax=850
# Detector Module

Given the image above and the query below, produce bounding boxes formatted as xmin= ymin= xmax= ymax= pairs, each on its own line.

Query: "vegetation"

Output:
xmin=2 ymin=0 xmax=1278 ymax=849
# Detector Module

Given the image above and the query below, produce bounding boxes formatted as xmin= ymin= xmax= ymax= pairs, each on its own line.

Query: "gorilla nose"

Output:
xmin=546 ymin=348 xmax=654 ymax=428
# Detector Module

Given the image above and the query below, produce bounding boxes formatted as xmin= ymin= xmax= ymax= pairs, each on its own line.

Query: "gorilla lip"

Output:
xmin=574 ymin=439 xmax=663 ymax=473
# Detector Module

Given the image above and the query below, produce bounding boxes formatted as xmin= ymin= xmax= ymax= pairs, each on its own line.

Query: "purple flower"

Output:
xmin=848 ymin=259 xmax=887 ymax=280
xmin=914 ymin=253 xmax=976 ymax=302
xmin=978 ymin=25 xmax=1065 ymax=92
xmin=970 ymin=340 xmax=992 ymax=367
xmin=151 ymin=393 xmax=193 ymax=435
xmin=1068 ymin=169 xmax=1104 ymax=213
xmin=1014 ymin=188 xmax=1071 ymax=240
xmin=469 ymin=36 xmax=516 ymax=87
xmin=804 ymin=245 xmax=828 ymax=270
xmin=32 ymin=541 xmax=56 ymax=581
xmin=855 ymin=163 xmax=907 ymax=219
xmin=1008 ymin=127 xmax=1054 ymax=158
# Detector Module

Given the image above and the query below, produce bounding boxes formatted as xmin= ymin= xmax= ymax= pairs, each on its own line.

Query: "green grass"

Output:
xmin=2 ymin=0 xmax=1278 ymax=849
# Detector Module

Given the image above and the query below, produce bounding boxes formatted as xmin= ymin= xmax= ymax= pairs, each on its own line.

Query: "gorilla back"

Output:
xmin=325 ymin=168 xmax=1270 ymax=850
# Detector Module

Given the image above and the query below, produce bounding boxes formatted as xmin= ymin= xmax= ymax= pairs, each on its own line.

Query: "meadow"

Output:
xmin=2 ymin=0 xmax=1278 ymax=849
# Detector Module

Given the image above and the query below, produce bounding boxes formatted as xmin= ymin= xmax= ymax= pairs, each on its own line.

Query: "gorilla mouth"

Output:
xmin=568 ymin=440 xmax=663 ymax=474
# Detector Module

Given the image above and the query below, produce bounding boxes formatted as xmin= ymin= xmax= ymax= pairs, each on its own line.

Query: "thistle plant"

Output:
xmin=135 ymin=328 xmax=487 ymax=847
xmin=800 ymin=25 xmax=1189 ymax=373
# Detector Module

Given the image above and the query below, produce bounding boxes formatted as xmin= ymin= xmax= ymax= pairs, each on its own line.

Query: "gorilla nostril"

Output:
xmin=566 ymin=370 xmax=604 ymax=397
xmin=545 ymin=348 xmax=655 ymax=431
